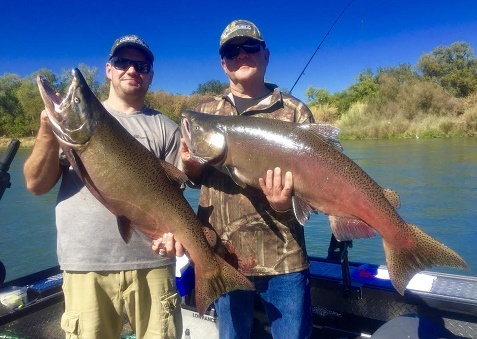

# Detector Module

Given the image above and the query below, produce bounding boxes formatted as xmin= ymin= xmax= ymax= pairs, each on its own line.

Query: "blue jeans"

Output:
xmin=214 ymin=269 xmax=312 ymax=339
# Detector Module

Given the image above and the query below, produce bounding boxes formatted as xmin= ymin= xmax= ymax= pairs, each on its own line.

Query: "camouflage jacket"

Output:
xmin=194 ymin=84 xmax=314 ymax=276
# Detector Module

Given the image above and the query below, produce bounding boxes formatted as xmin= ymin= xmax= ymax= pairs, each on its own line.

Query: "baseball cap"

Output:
xmin=219 ymin=20 xmax=265 ymax=53
xmin=109 ymin=35 xmax=154 ymax=63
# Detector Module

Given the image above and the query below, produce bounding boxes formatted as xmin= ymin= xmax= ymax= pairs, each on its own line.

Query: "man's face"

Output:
xmin=220 ymin=38 xmax=269 ymax=85
xmin=106 ymin=47 xmax=154 ymax=99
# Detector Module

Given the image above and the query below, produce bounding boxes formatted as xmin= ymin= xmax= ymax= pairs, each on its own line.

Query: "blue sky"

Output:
xmin=2 ymin=0 xmax=477 ymax=102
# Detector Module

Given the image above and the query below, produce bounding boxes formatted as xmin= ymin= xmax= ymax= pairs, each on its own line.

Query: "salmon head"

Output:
xmin=181 ymin=110 xmax=227 ymax=166
xmin=36 ymin=68 xmax=101 ymax=148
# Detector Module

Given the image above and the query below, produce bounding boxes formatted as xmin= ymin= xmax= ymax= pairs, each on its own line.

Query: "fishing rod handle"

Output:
xmin=0 ymin=138 xmax=21 ymax=172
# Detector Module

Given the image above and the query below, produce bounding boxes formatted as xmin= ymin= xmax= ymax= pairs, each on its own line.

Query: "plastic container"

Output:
xmin=175 ymin=255 xmax=195 ymax=297
xmin=0 ymin=286 xmax=27 ymax=310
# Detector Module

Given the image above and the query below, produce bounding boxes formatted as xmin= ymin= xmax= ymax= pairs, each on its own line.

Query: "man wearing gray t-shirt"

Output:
xmin=24 ymin=35 xmax=182 ymax=338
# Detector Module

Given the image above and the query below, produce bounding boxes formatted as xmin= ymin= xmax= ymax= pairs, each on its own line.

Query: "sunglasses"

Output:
xmin=220 ymin=40 xmax=264 ymax=60
xmin=109 ymin=57 xmax=153 ymax=74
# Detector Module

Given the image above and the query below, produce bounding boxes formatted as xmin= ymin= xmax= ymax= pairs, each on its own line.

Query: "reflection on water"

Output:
xmin=0 ymin=138 xmax=476 ymax=282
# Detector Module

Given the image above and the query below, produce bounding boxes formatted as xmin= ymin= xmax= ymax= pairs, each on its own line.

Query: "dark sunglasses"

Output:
xmin=109 ymin=56 xmax=153 ymax=74
xmin=220 ymin=40 xmax=264 ymax=60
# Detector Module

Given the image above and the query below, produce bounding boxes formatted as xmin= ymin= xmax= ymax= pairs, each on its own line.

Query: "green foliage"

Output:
xmin=1 ymin=41 xmax=477 ymax=140
xmin=307 ymin=69 xmax=380 ymax=117
xmin=417 ymin=42 xmax=477 ymax=97
xmin=305 ymin=86 xmax=332 ymax=106
xmin=193 ymin=80 xmax=228 ymax=95
xmin=15 ymin=79 xmax=44 ymax=135
xmin=59 ymin=64 xmax=100 ymax=96
xmin=307 ymin=42 xmax=477 ymax=139
xmin=0 ymin=74 xmax=24 ymax=136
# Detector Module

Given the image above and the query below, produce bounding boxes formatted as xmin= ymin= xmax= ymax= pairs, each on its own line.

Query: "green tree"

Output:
xmin=349 ymin=69 xmax=380 ymax=100
xmin=417 ymin=42 xmax=477 ymax=97
xmin=305 ymin=86 xmax=332 ymax=106
xmin=58 ymin=64 xmax=100 ymax=96
xmin=193 ymin=80 xmax=228 ymax=95
xmin=0 ymin=74 xmax=23 ymax=136
xmin=16 ymin=79 xmax=44 ymax=135
xmin=334 ymin=70 xmax=379 ymax=115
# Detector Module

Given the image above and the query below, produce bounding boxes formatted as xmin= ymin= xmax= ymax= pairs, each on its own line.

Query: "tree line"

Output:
xmin=1 ymin=42 xmax=476 ymax=140
xmin=305 ymin=42 xmax=477 ymax=139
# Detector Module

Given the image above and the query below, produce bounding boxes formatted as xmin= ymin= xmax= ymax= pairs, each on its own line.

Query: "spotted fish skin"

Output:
xmin=181 ymin=110 xmax=469 ymax=295
xmin=36 ymin=69 xmax=254 ymax=315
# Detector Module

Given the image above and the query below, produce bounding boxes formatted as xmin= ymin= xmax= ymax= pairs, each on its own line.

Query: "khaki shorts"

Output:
xmin=61 ymin=266 xmax=182 ymax=339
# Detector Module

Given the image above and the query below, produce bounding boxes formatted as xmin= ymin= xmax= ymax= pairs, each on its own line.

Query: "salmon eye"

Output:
xmin=74 ymin=97 xmax=80 ymax=104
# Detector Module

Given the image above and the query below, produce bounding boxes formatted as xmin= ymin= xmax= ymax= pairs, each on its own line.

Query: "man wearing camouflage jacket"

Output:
xmin=182 ymin=19 xmax=313 ymax=338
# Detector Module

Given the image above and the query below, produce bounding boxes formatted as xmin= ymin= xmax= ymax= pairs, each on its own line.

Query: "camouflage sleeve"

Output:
xmin=282 ymin=93 xmax=315 ymax=124
xmin=296 ymin=102 xmax=314 ymax=124
xmin=193 ymin=96 xmax=222 ymax=113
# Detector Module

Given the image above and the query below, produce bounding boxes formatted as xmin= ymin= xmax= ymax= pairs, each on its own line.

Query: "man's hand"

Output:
xmin=180 ymin=138 xmax=203 ymax=183
xmin=259 ymin=167 xmax=293 ymax=212
xmin=152 ymin=232 xmax=185 ymax=258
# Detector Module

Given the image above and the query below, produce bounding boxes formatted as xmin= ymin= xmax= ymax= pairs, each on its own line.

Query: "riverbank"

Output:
xmin=2 ymin=134 xmax=476 ymax=149
xmin=0 ymin=137 xmax=35 ymax=148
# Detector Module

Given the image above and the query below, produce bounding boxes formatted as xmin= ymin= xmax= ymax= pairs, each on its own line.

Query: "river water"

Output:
xmin=0 ymin=138 xmax=476 ymax=282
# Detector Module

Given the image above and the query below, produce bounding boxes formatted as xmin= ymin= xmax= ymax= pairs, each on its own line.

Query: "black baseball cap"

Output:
xmin=109 ymin=35 xmax=154 ymax=63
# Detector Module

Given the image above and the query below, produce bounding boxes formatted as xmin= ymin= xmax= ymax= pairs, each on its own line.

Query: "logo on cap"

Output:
xmin=110 ymin=35 xmax=154 ymax=63
xmin=219 ymin=20 xmax=264 ymax=50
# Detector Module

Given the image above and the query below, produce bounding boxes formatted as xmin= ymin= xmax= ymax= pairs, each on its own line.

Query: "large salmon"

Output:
xmin=36 ymin=69 xmax=253 ymax=315
xmin=181 ymin=109 xmax=469 ymax=295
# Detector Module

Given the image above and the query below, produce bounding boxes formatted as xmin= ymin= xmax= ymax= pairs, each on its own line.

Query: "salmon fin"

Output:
xmin=117 ymin=216 xmax=134 ymax=243
xmin=292 ymin=196 xmax=315 ymax=226
xmin=194 ymin=254 xmax=254 ymax=316
xmin=69 ymin=149 xmax=110 ymax=207
xmin=299 ymin=123 xmax=343 ymax=152
xmin=67 ymin=149 xmax=89 ymax=184
xmin=383 ymin=223 xmax=469 ymax=295
xmin=158 ymin=160 xmax=189 ymax=188
xmin=69 ymin=149 xmax=136 ymax=244
xmin=224 ymin=165 xmax=247 ymax=188
xmin=329 ymin=215 xmax=377 ymax=241
xmin=383 ymin=188 xmax=401 ymax=209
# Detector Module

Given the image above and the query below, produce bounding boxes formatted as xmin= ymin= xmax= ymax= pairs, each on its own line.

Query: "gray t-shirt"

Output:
xmin=55 ymin=103 xmax=183 ymax=271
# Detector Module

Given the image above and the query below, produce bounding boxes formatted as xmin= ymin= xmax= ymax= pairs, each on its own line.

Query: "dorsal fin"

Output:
xmin=158 ymin=160 xmax=189 ymax=188
xmin=383 ymin=188 xmax=400 ymax=209
xmin=298 ymin=123 xmax=343 ymax=152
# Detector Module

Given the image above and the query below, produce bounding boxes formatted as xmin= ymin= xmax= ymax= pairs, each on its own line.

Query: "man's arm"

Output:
xmin=23 ymin=111 xmax=62 ymax=195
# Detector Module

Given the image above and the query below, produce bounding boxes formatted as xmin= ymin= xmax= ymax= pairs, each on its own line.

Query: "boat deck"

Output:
xmin=1 ymin=259 xmax=476 ymax=338
xmin=307 ymin=257 xmax=477 ymax=338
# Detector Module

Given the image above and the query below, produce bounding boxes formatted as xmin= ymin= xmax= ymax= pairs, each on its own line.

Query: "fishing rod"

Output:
xmin=0 ymin=138 xmax=21 ymax=200
xmin=289 ymin=0 xmax=356 ymax=94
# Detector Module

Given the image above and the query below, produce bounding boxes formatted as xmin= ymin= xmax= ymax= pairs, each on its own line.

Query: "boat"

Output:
xmin=1 ymin=139 xmax=477 ymax=338
xmin=1 ymin=235 xmax=476 ymax=338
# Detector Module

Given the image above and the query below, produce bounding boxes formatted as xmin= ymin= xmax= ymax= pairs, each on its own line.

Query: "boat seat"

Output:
xmin=370 ymin=314 xmax=454 ymax=339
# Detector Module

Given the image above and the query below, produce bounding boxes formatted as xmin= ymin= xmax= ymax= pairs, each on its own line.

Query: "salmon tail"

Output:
xmin=194 ymin=254 xmax=254 ymax=316
xmin=383 ymin=223 xmax=469 ymax=295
